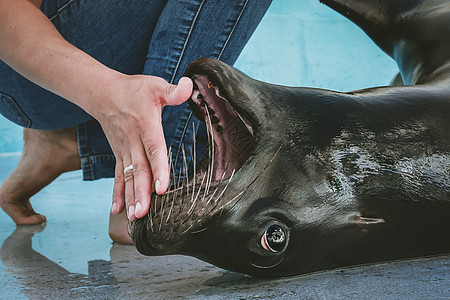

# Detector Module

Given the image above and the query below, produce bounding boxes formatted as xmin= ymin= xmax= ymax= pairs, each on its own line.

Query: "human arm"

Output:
xmin=0 ymin=0 xmax=192 ymax=219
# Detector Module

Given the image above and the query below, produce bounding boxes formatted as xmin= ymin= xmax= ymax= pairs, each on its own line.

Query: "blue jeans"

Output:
xmin=0 ymin=0 xmax=271 ymax=180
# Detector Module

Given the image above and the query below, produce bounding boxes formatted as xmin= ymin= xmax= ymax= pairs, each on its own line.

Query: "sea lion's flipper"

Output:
xmin=321 ymin=0 xmax=450 ymax=84
xmin=320 ymin=0 xmax=422 ymax=51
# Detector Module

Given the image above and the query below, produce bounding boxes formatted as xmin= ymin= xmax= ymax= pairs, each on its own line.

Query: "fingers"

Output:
xmin=123 ymin=157 xmax=136 ymax=221
xmin=112 ymin=160 xmax=125 ymax=214
xmin=141 ymin=76 xmax=193 ymax=196
xmin=109 ymin=75 xmax=194 ymax=221
xmin=112 ymin=144 xmax=152 ymax=221
xmin=165 ymin=77 xmax=193 ymax=106
xmin=130 ymin=146 xmax=152 ymax=219
xmin=141 ymin=120 xmax=169 ymax=196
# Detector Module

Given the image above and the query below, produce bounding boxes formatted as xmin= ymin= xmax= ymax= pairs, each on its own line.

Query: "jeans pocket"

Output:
xmin=0 ymin=93 xmax=32 ymax=128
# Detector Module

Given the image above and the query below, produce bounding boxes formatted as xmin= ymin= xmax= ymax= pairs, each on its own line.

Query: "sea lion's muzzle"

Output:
xmin=131 ymin=63 xmax=259 ymax=257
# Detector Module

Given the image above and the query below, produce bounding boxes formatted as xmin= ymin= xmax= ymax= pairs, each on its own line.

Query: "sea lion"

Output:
xmin=131 ymin=0 xmax=450 ymax=277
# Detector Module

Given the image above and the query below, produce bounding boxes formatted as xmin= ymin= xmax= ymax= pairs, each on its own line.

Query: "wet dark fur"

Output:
xmin=131 ymin=0 xmax=450 ymax=277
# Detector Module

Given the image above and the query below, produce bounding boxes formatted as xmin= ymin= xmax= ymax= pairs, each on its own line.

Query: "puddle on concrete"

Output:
xmin=1 ymin=222 xmax=449 ymax=299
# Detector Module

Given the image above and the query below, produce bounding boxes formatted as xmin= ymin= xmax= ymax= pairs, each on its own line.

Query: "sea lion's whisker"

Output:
xmin=176 ymin=166 xmax=183 ymax=206
xmin=204 ymin=107 xmax=215 ymax=198
xmin=181 ymin=144 xmax=190 ymax=199
xmin=188 ymin=172 xmax=207 ymax=216
xmin=153 ymin=190 xmax=158 ymax=216
xmin=166 ymin=190 xmax=176 ymax=224
xmin=159 ymin=191 xmax=169 ymax=232
xmin=181 ymin=223 xmax=195 ymax=235
xmin=190 ymin=227 xmax=208 ymax=234
xmin=167 ymin=148 xmax=179 ymax=221
xmin=216 ymin=190 xmax=244 ymax=211
xmin=205 ymin=171 xmax=227 ymax=206
xmin=159 ymin=147 xmax=174 ymax=230
xmin=206 ymin=169 xmax=236 ymax=214
xmin=169 ymin=186 xmax=182 ymax=224
xmin=173 ymin=164 xmax=183 ymax=218
xmin=214 ymin=169 xmax=235 ymax=203
xmin=148 ymin=204 xmax=154 ymax=233
xmin=201 ymin=189 xmax=219 ymax=215
xmin=191 ymin=122 xmax=196 ymax=202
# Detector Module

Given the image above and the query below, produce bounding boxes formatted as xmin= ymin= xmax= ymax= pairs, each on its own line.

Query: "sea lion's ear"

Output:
xmin=349 ymin=214 xmax=385 ymax=225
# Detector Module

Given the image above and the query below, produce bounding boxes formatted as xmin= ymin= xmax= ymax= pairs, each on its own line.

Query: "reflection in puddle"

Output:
xmin=1 ymin=225 xmax=119 ymax=298
xmin=0 ymin=225 xmax=226 ymax=299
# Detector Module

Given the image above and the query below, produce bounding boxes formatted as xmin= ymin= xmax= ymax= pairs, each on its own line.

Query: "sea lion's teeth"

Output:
xmin=192 ymin=80 xmax=199 ymax=91
xmin=211 ymin=116 xmax=219 ymax=124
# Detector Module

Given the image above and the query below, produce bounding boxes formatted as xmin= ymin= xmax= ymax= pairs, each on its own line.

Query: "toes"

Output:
xmin=0 ymin=196 xmax=46 ymax=225
xmin=16 ymin=214 xmax=47 ymax=226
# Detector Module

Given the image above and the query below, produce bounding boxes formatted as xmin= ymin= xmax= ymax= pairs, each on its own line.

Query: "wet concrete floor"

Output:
xmin=1 ymin=1 xmax=449 ymax=299
xmin=0 ymin=163 xmax=449 ymax=299
xmin=1 ymin=139 xmax=449 ymax=300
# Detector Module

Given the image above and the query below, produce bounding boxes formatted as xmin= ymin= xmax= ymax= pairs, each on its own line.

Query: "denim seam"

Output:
xmin=77 ymin=123 xmax=95 ymax=180
xmin=217 ymin=0 xmax=248 ymax=60
xmin=48 ymin=0 xmax=75 ymax=21
xmin=169 ymin=0 xmax=205 ymax=84
xmin=88 ymin=155 xmax=116 ymax=162
xmin=0 ymin=93 xmax=32 ymax=128
xmin=166 ymin=0 xmax=205 ymax=168
xmin=169 ymin=0 xmax=249 ymax=171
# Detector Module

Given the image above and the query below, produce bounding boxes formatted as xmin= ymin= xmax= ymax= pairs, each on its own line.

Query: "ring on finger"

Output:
xmin=124 ymin=164 xmax=134 ymax=175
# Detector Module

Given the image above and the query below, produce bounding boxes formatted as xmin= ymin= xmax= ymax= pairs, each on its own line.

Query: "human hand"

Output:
xmin=92 ymin=75 xmax=193 ymax=221
xmin=0 ymin=0 xmax=192 ymax=222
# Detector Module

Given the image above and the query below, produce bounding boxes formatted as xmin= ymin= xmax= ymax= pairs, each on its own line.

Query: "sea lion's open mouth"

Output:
xmin=130 ymin=71 xmax=256 ymax=253
xmin=188 ymin=75 xmax=256 ymax=184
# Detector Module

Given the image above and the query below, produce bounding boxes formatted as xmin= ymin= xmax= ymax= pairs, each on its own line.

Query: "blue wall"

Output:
xmin=0 ymin=0 xmax=398 ymax=154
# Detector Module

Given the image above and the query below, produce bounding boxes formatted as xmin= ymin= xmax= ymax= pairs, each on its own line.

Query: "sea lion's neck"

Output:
xmin=280 ymin=84 xmax=450 ymax=164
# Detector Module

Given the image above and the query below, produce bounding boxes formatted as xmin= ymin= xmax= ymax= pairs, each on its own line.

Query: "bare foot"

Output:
xmin=0 ymin=127 xmax=81 ymax=225
xmin=109 ymin=210 xmax=133 ymax=244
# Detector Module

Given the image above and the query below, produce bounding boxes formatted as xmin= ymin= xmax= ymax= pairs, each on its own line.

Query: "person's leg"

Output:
xmin=0 ymin=0 xmax=168 ymax=225
xmin=108 ymin=0 xmax=272 ymax=243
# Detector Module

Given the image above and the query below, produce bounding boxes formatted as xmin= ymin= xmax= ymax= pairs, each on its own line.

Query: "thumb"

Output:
xmin=165 ymin=77 xmax=193 ymax=106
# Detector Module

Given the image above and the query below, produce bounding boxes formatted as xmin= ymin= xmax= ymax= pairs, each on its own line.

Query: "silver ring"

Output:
xmin=123 ymin=164 xmax=134 ymax=174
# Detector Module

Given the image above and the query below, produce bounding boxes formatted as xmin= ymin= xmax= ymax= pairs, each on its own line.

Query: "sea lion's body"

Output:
xmin=131 ymin=0 xmax=450 ymax=277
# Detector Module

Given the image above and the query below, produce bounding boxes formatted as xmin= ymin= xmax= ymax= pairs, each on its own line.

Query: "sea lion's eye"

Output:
xmin=260 ymin=224 xmax=287 ymax=253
